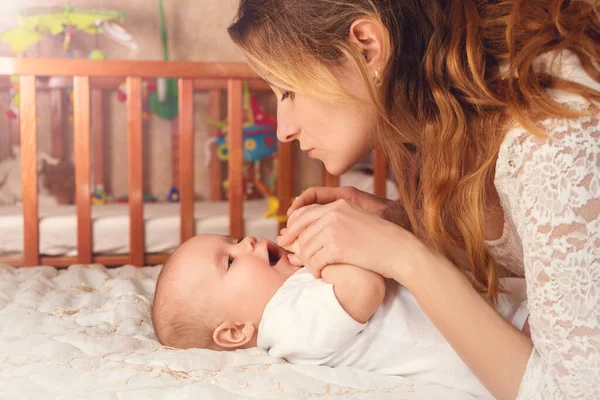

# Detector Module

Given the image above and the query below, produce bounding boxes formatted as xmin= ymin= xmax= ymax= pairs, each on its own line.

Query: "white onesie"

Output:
xmin=257 ymin=268 xmax=529 ymax=399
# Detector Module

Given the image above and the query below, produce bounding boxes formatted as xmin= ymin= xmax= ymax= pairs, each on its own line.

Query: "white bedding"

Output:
xmin=0 ymin=171 xmax=399 ymax=257
xmin=0 ymin=263 xmax=476 ymax=400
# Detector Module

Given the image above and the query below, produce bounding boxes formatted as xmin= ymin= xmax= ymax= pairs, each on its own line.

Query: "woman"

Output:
xmin=228 ymin=1 xmax=599 ymax=399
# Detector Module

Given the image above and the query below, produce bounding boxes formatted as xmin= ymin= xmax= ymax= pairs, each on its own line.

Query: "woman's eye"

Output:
xmin=280 ymin=91 xmax=293 ymax=102
xmin=227 ymin=255 xmax=235 ymax=269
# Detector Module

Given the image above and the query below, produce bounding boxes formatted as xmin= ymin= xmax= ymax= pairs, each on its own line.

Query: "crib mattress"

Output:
xmin=0 ymin=200 xmax=279 ymax=257
xmin=0 ymin=263 xmax=476 ymax=400
xmin=0 ymin=171 xmax=399 ymax=257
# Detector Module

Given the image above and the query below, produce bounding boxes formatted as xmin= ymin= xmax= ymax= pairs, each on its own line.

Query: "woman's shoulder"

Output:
xmin=497 ymin=110 xmax=599 ymax=184
xmin=496 ymin=49 xmax=600 ymax=185
xmin=493 ymin=51 xmax=599 ymax=250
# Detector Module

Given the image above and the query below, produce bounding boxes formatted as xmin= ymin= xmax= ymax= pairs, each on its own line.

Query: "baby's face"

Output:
xmin=179 ymin=234 xmax=301 ymax=325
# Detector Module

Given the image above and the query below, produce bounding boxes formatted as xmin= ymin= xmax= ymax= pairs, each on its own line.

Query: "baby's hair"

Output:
xmin=152 ymin=249 xmax=221 ymax=350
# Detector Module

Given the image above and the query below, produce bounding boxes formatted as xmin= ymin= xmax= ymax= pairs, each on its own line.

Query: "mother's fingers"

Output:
xmin=277 ymin=203 xmax=331 ymax=246
xmin=286 ymin=203 xmax=321 ymax=228
xmin=297 ymin=220 xmax=330 ymax=279
xmin=287 ymin=187 xmax=344 ymax=216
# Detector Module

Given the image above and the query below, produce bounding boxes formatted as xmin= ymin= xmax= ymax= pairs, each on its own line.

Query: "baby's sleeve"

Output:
xmin=257 ymin=271 xmax=367 ymax=364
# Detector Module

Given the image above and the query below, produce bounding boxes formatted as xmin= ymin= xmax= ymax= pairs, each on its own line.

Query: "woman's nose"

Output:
xmin=277 ymin=111 xmax=300 ymax=143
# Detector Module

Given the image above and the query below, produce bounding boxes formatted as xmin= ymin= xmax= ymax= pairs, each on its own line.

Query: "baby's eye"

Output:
xmin=227 ymin=255 xmax=235 ymax=269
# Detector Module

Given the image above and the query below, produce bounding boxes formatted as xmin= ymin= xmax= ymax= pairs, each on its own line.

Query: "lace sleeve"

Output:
xmin=499 ymin=113 xmax=600 ymax=399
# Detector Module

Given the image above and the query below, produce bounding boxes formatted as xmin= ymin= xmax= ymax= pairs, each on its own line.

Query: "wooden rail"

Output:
xmin=0 ymin=58 xmax=259 ymax=79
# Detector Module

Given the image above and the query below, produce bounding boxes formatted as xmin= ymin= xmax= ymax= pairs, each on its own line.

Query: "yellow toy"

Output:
xmin=0 ymin=1 xmax=136 ymax=55
xmin=254 ymin=180 xmax=288 ymax=224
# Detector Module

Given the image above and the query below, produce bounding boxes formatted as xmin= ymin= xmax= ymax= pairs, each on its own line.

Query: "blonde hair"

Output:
xmin=228 ymin=0 xmax=600 ymax=300
xmin=152 ymin=252 xmax=220 ymax=350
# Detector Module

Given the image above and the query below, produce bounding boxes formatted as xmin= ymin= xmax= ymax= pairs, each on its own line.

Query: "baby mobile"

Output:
xmin=206 ymin=80 xmax=283 ymax=221
xmin=0 ymin=1 xmax=137 ymax=122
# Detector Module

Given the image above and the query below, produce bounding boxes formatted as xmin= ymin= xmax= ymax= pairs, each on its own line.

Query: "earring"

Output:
xmin=374 ymin=68 xmax=383 ymax=88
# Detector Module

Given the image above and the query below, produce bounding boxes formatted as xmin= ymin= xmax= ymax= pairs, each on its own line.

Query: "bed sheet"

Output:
xmin=0 ymin=263 xmax=476 ymax=400
xmin=0 ymin=170 xmax=399 ymax=257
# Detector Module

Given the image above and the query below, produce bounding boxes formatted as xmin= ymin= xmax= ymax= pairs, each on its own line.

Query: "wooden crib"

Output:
xmin=0 ymin=57 xmax=389 ymax=268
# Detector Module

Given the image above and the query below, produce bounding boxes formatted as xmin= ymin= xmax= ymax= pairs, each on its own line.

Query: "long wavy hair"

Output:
xmin=228 ymin=0 xmax=600 ymax=299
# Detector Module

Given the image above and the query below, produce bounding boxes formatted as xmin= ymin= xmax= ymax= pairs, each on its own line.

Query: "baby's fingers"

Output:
xmin=287 ymin=254 xmax=302 ymax=266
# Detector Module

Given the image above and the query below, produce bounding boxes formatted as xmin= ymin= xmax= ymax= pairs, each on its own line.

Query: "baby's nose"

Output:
xmin=240 ymin=236 xmax=257 ymax=250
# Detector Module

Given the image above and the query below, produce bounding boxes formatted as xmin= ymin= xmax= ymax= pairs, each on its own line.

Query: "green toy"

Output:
xmin=149 ymin=0 xmax=178 ymax=120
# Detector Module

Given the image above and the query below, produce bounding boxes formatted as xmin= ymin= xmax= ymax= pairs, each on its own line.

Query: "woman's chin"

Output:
xmin=322 ymin=160 xmax=352 ymax=177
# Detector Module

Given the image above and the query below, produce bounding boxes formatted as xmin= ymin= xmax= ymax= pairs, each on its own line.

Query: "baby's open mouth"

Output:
xmin=267 ymin=242 xmax=282 ymax=266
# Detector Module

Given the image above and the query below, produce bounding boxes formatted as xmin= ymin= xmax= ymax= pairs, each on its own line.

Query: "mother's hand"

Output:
xmin=277 ymin=199 xmax=428 ymax=283
xmin=287 ymin=186 xmax=397 ymax=223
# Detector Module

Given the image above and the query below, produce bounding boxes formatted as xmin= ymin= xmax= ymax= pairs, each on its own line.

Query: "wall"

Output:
xmin=0 ymin=0 xmax=322 ymax=199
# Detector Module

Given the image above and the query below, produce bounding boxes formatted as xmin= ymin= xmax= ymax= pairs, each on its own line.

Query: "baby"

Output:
xmin=152 ymin=234 xmax=529 ymax=398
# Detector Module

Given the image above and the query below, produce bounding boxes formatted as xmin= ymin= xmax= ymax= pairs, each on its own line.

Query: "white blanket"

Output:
xmin=0 ymin=264 xmax=476 ymax=399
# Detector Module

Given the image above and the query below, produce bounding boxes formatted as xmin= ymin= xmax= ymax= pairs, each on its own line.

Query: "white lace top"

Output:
xmin=486 ymin=51 xmax=600 ymax=398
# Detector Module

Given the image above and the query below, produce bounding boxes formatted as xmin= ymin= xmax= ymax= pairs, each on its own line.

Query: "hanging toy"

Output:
xmin=5 ymin=75 xmax=20 ymax=120
xmin=254 ymin=180 xmax=288 ymax=223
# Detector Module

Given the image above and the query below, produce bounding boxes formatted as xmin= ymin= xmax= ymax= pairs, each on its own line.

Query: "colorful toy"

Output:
xmin=206 ymin=80 xmax=279 ymax=203
xmin=205 ymin=80 xmax=279 ymax=204
xmin=167 ymin=187 xmax=180 ymax=203
xmin=254 ymin=180 xmax=288 ymax=223
xmin=0 ymin=1 xmax=136 ymax=55
xmin=91 ymin=187 xmax=108 ymax=205
xmin=208 ymin=81 xmax=278 ymax=163
xmin=1 ymin=2 xmax=136 ymax=122
xmin=117 ymin=79 xmax=156 ymax=120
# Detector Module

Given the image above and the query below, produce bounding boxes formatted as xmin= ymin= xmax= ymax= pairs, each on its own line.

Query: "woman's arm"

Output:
xmin=402 ymin=251 xmax=533 ymax=400
xmin=403 ymin=115 xmax=600 ymax=399
xmin=494 ymin=118 xmax=600 ymax=399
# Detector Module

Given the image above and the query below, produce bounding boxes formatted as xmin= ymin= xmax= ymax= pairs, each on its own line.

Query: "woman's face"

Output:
xmin=272 ymin=64 xmax=377 ymax=176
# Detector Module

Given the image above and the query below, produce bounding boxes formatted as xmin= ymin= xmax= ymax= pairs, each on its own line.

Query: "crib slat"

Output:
xmin=91 ymin=89 xmax=105 ymax=191
xmin=209 ymin=90 xmax=223 ymax=201
xmin=323 ymin=170 xmax=340 ymax=188
xmin=373 ymin=147 xmax=387 ymax=198
xmin=74 ymin=76 xmax=92 ymax=264
xmin=127 ymin=77 xmax=144 ymax=267
xmin=179 ymin=78 xmax=195 ymax=243
xmin=19 ymin=76 xmax=39 ymax=266
xmin=50 ymin=89 xmax=64 ymax=158
xmin=227 ymin=79 xmax=244 ymax=238
xmin=277 ymin=141 xmax=294 ymax=231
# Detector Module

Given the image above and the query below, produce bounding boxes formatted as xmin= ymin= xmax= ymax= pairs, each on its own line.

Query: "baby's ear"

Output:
xmin=213 ymin=321 xmax=256 ymax=349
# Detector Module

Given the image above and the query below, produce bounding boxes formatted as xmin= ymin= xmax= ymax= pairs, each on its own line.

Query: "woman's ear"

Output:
xmin=348 ymin=18 xmax=388 ymax=69
xmin=213 ymin=321 xmax=256 ymax=349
